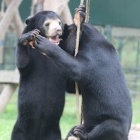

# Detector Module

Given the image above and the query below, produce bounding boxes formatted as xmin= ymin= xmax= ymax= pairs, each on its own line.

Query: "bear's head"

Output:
xmin=25 ymin=11 xmax=64 ymax=45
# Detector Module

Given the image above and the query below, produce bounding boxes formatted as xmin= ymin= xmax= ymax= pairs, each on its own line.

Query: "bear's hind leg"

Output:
xmin=40 ymin=123 xmax=61 ymax=140
xmin=88 ymin=120 xmax=128 ymax=140
xmin=11 ymin=120 xmax=26 ymax=140
xmin=11 ymin=117 xmax=40 ymax=140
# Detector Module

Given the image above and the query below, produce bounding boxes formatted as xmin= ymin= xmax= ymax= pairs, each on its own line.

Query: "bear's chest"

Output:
xmin=60 ymin=25 xmax=77 ymax=56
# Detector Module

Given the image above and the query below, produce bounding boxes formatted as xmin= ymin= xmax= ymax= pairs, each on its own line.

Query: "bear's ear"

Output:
xmin=25 ymin=16 xmax=34 ymax=25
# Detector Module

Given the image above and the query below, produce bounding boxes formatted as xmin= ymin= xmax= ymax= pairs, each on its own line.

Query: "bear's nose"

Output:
xmin=56 ymin=29 xmax=62 ymax=35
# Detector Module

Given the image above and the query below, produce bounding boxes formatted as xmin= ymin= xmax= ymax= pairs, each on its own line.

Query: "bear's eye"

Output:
xmin=45 ymin=23 xmax=50 ymax=26
xmin=58 ymin=21 xmax=61 ymax=25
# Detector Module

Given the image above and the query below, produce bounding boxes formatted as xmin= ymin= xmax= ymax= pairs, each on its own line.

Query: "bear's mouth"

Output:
xmin=48 ymin=35 xmax=61 ymax=45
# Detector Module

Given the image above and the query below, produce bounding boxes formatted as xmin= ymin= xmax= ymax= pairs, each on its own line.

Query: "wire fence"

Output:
xmin=113 ymin=37 xmax=140 ymax=98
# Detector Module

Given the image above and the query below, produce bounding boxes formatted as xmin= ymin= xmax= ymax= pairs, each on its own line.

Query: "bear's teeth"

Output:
xmin=49 ymin=35 xmax=60 ymax=45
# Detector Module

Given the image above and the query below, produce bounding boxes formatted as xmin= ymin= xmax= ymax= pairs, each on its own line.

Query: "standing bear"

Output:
xmin=11 ymin=7 xmax=86 ymax=140
xmin=34 ymin=19 xmax=132 ymax=140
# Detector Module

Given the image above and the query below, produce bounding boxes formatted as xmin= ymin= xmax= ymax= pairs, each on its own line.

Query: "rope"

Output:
xmin=80 ymin=0 xmax=84 ymax=5
xmin=68 ymin=0 xmax=90 ymax=139
xmin=85 ymin=0 xmax=90 ymax=23
xmin=74 ymin=0 xmax=91 ymax=126
xmin=74 ymin=13 xmax=81 ymax=57
xmin=74 ymin=0 xmax=85 ymax=125
xmin=74 ymin=10 xmax=81 ymax=125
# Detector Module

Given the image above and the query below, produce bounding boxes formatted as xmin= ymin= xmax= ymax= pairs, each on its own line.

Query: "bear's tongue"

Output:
xmin=49 ymin=35 xmax=60 ymax=45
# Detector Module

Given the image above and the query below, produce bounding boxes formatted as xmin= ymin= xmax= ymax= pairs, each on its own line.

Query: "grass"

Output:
xmin=0 ymin=94 xmax=78 ymax=140
xmin=131 ymin=96 xmax=140 ymax=124
xmin=0 ymin=93 xmax=140 ymax=140
xmin=0 ymin=104 xmax=17 ymax=140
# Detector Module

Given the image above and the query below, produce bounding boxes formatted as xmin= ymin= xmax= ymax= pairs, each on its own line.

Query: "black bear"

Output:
xmin=34 ymin=21 xmax=132 ymax=139
xmin=11 ymin=8 xmax=85 ymax=140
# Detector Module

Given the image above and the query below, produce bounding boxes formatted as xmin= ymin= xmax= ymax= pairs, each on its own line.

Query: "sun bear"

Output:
xmin=34 ymin=21 xmax=132 ymax=140
xmin=11 ymin=7 xmax=86 ymax=140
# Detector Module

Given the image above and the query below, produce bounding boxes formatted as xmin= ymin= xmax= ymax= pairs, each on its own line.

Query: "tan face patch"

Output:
xmin=43 ymin=18 xmax=62 ymax=45
xmin=43 ymin=18 xmax=62 ymax=37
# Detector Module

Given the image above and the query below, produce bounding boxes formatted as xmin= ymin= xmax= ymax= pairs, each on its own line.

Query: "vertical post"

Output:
xmin=0 ymin=84 xmax=17 ymax=114
xmin=134 ymin=40 xmax=140 ymax=92
xmin=104 ymin=25 xmax=112 ymax=42
xmin=0 ymin=40 xmax=4 ymax=65
xmin=136 ymin=40 xmax=140 ymax=68
xmin=43 ymin=0 xmax=73 ymax=24
xmin=117 ymin=37 xmax=123 ymax=62
xmin=0 ymin=0 xmax=22 ymax=114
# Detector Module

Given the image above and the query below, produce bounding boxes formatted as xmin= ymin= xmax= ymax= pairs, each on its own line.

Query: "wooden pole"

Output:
xmin=12 ymin=10 xmax=24 ymax=37
xmin=0 ymin=70 xmax=19 ymax=114
xmin=0 ymin=0 xmax=22 ymax=114
xmin=0 ymin=84 xmax=17 ymax=114
xmin=43 ymin=0 xmax=72 ymax=24
xmin=4 ymin=0 xmax=24 ymax=36
xmin=0 ymin=0 xmax=22 ymax=38
xmin=61 ymin=4 xmax=73 ymax=24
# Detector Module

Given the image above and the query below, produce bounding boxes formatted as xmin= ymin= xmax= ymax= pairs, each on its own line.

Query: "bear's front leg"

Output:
xmin=16 ymin=29 xmax=40 ymax=72
xmin=18 ymin=29 xmax=40 ymax=47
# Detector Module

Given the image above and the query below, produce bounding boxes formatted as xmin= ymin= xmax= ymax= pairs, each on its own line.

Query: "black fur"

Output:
xmin=35 ymin=23 xmax=132 ymax=140
xmin=11 ymin=11 xmax=71 ymax=140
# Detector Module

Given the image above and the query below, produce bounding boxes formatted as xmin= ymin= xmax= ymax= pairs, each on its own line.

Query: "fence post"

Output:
xmin=0 ymin=40 xmax=4 ymax=65
xmin=0 ymin=0 xmax=22 ymax=114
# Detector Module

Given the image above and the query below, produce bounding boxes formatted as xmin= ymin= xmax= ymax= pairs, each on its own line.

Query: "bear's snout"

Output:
xmin=56 ymin=27 xmax=62 ymax=36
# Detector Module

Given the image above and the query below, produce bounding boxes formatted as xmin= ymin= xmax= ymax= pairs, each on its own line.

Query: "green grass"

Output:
xmin=131 ymin=96 xmax=140 ymax=124
xmin=60 ymin=94 xmax=78 ymax=138
xmin=0 ymin=94 xmax=78 ymax=140
xmin=0 ymin=104 xmax=17 ymax=140
xmin=0 ymin=93 xmax=139 ymax=140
